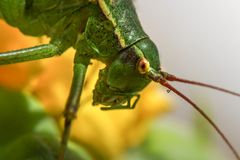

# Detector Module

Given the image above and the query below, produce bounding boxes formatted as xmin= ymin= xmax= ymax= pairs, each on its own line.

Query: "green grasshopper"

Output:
xmin=0 ymin=0 xmax=240 ymax=159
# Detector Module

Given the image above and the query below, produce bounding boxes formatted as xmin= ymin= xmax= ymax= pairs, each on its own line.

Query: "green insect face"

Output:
xmin=106 ymin=48 xmax=150 ymax=92
xmin=106 ymin=38 xmax=160 ymax=93
xmin=93 ymin=38 xmax=161 ymax=107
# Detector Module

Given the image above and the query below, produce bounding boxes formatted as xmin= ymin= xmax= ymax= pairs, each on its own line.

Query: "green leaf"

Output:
xmin=0 ymin=87 xmax=58 ymax=147
xmin=0 ymin=87 xmax=92 ymax=160
xmin=123 ymin=121 xmax=223 ymax=160
xmin=0 ymin=133 xmax=92 ymax=160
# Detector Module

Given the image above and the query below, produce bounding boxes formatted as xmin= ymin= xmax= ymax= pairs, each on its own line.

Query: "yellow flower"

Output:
xmin=69 ymin=79 xmax=171 ymax=159
xmin=0 ymin=20 xmax=172 ymax=159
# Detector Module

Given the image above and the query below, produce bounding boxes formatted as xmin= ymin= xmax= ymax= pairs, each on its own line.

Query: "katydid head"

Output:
xmin=104 ymin=39 xmax=160 ymax=92
xmin=92 ymin=38 xmax=161 ymax=107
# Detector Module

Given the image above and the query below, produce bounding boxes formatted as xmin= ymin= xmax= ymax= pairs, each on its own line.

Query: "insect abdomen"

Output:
xmin=0 ymin=0 xmax=91 ymax=36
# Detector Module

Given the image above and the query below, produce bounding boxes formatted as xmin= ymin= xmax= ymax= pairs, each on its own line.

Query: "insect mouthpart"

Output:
xmin=93 ymin=94 xmax=125 ymax=106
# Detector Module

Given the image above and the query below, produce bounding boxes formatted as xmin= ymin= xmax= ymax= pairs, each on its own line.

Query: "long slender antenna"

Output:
xmin=164 ymin=73 xmax=240 ymax=97
xmin=158 ymin=80 xmax=240 ymax=160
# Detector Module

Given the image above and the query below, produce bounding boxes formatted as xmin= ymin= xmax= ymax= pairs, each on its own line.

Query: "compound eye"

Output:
xmin=137 ymin=58 xmax=150 ymax=74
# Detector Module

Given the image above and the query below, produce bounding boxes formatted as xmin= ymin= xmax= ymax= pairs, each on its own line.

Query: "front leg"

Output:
xmin=58 ymin=55 xmax=89 ymax=160
xmin=0 ymin=43 xmax=63 ymax=65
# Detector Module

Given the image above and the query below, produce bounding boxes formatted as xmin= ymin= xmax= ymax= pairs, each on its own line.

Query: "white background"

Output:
xmin=135 ymin=0 xmax=240 ymax=159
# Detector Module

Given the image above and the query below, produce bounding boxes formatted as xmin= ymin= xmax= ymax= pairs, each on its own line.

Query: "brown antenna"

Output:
xmin=164 ymin=73 xmax=240 ymax=97
xmin=161 ymin=81 xmax=240 ymax=160
xmin=147 ymin=70 xmax=240 ymax=160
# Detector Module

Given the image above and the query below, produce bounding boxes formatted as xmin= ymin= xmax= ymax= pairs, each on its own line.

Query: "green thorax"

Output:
xmin=74 ymin=0 xmax=150 ymax=63
xmin=98 ymin=0 xmax=148 ymax=48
